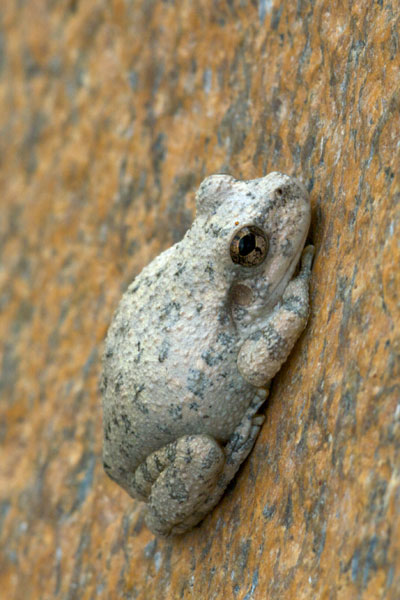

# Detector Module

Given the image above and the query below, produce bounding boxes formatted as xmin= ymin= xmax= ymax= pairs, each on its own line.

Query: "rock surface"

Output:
xmin=0 ymin=1 xmax=399 ymax=598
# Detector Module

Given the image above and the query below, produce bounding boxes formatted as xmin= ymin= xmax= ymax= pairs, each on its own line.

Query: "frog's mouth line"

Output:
xmin=262 ymin=228 xmax=309 ymax=310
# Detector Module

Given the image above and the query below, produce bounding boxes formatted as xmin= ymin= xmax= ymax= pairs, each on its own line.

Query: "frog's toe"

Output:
xmin=300 ymin=244 xmax=315 ymax=272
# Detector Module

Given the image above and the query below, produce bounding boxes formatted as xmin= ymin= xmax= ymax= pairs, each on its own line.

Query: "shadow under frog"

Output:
xmin=101 ymin=172 xmax=314 ymax=535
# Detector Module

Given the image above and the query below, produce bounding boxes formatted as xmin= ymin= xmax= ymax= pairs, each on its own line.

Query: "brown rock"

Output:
xmin=0 ymin=1 xmax=399 ymax=598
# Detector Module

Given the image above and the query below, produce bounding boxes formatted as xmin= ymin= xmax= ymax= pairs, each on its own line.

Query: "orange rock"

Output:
xmin=0 ymin=1 xmax=399 ymax=598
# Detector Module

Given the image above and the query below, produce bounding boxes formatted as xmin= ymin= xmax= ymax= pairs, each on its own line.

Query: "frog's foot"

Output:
xmin=169 ymin=390 xmax=268 ymax=534
xmin=135 ymin=435 xmax=225 ymax=536
xmin=131 ymin=392 xmax=268 ymax=536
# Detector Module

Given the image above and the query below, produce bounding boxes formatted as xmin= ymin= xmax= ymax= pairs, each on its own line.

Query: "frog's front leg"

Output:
xmin=238 ymin=245 xmax=314 ymax=387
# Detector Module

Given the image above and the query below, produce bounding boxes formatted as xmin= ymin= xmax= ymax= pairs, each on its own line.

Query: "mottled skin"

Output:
xmin=101 ymin=172 xmax=314 ymax=535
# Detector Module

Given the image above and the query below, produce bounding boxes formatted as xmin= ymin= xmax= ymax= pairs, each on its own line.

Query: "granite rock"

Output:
xmin=0 ymin=0 xmax=399 ymax=598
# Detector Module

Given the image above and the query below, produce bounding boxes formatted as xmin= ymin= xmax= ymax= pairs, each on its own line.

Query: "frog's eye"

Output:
xmin=230 ymin=225 xmax=269 ymax=266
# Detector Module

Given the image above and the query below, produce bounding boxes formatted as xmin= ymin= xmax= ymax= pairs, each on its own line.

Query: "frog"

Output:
xmin=101 ymin=172 xmax=314 ymax=536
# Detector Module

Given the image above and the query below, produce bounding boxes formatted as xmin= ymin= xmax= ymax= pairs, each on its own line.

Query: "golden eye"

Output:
xmin=230 ymin=225 xmax=269 ymax=267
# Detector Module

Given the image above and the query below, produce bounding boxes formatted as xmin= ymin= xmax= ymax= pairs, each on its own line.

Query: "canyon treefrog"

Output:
xmin=101 ymin=172 xmax=314 ymax=535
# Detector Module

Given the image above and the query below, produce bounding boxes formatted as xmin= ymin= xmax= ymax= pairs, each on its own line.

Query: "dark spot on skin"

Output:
xmin=187 ymin=369 xmax=208 ymax=399
xmin=104 ymin=422 xmax=111 ymax=441
xmin=233 ymin=305 xmax=250 ymax=322
xmin=158 ymin=340 xmax=170 ymax=362
xmin=167 ymin=474 xmax=189 ymax=503
xmin=250 ymin=324 xmax=288 ymax=362
xmin=202 ymin=444 xmax=221 ymax=470
xmin=119 ymin=445 xmax=132 ymax=461
xmin=174 ymin=263 xmax=186 ymax=277
xmin=139 ymin=461 xmax=154 ymax=483
xmin=166 ymin=441 xmax=178 ymax=463
xmin=168 ymin=404 xmax=183 ymax=420
xmin=217 ymin=309 xmax=231 ymax=326
xmin=154 ymin=454 xmax=164 ymax=473
xmin=101 ymin=375 xmax=108 ymax=392
xmin=202 ymin=348 xmax=223 ymax=367
xmin=156 ymin=422 xmax=173 ymax=434
xmin=183 ymin=452 xmax=193 ymax=465
xmin=160 ymin=301 xmax=181 ymax=323
xmin=114 ymin=372 xmax=123 ymax=393
xmin=205 ymin=264 xmax=214 ymax=281
xmin=249 ymin=330 xmax=263 ymax=342
xmin=131 ymin=384 xmax=147 ymax=413
xmin=120 ymin=413 xmax=133 ymax=434
xmin=218 ymin=332 xmax=235 ymax=346
xmin=134 ymin=341 xmax=142 ymax=364
xmin=284 ymin=295 xmax=309 ymax=319
xmin=135 ymin=401 xmax=149 ymax=416
xmin=115 ymin=327 xmax=127 ymax=347
xmin=183 ymin=442 xmax=194 ymax=464
xmin=204 ymin=223 xmax=223 ymax=237
xmin=129 ymin=283 xmax=140 ymax=295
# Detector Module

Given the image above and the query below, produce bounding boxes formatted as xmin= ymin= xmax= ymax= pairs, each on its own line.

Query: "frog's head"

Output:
xmin=194 ymin=172 xmax=311 ymax=320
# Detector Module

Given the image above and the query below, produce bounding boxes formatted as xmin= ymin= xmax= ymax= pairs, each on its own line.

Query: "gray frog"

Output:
xmin=101 ymin=172 xmax=314 ymax=536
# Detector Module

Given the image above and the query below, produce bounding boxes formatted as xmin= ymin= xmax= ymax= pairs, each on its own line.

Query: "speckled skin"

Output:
xmin=101 ymin=172 xmax=313 ymax=535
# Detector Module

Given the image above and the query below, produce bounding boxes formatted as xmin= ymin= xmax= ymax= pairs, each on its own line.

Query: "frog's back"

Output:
xmin=101 ymin=245 xmax=253 ymax=487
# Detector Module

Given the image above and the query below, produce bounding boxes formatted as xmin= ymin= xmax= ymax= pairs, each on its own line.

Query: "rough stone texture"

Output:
xmin=0 ymin=1 xmax=399 ymax=598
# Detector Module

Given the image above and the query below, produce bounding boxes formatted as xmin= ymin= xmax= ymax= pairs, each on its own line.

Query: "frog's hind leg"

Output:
xmin=169 ymin=389 xmax=267 ymax=534
xmin=129 ymin=439 xmax=180 ymax=501
xmin=131 ymin=390 xmax=268 ymax=535
xmin=131 ymin=435 xmax=225 ymax=536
